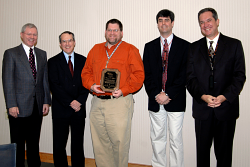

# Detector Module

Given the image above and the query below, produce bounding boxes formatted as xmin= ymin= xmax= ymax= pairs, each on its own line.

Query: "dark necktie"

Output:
xmin=209 ymin=41 xmax=214 ymax=58
xmin=162 ymin=39 xmax=169 ymax=91
xmin=29 ymin=48 xmax=37 ymax=81
xmin=68 ymin=56 xmax=73 ymax=77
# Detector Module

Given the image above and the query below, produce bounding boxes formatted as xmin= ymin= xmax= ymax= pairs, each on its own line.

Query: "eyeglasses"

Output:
xmin=61 ymin=39 xmax=74 ymax=44
xmin=23 ymin=33 xmax=38 ymax=37
xmin=106 ymin=29 xmax=120 ymax=33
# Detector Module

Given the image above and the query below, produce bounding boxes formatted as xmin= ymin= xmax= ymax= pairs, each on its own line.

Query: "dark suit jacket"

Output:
xmin=143 ymin=35 xmax=190 ymax=112
xmin=186 ymin=33 xmax=246 ymax=121
xmin=48 ymin=52 xmax=89 ymax=119
xmin=2 ymin=44 xmax=51 ymax=117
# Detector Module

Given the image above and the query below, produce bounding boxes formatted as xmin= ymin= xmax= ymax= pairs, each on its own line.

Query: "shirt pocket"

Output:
xmin=108 ymin=59 xmax=125 ymax=70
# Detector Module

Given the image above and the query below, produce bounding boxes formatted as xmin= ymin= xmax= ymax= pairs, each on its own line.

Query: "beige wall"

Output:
xmin=0 ymin=0 xmax=249 ymax=166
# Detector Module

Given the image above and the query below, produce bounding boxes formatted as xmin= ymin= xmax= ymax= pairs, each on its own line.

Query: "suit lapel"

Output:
xmin=17 ymin=44 xmax=35 ymax=83
xmin=73 ymin=54 xmax=81 ymax=81
xmin=168 ymin=35 xmax=178 ymax=65
xmin=154 ymin=38 xmax=162 ymax=73
xmin=34 ymin=47 xmax=43 ymax=83
xmin=59 ymin=52 xmax=73 ymax=79
xmin=214 ymin=34 xmax=226 ymax=67
xmin=199 ymin=38 xmax=211 ymax=67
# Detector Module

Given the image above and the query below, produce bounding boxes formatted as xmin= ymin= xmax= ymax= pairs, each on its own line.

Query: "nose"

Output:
xmin=204 ymin=21 xmax=209 ymax=27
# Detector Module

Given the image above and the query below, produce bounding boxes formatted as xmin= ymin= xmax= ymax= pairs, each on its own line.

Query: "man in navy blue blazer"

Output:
xmin=143 ymin=9 xmax=189 ymax=167
xmin=48 ymin=31 xmax=89 ymax=167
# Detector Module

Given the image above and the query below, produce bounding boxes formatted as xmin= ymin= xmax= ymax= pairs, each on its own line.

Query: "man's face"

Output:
xmin=20 ymin=27 xmax=38 ymax=47
xmin=60 ymin=33 xmax=75 ymax=55
xmin=199 ymin=11 xmax=219 ymax=40
xmin=105 ymin=23 xmax=123 ymax=46
xmin=157 ymin=17 xmax=174 ymax=36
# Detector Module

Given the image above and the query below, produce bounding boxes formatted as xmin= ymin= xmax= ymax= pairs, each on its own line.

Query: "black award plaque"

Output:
xmin=100 ymin=68 xmax=120 ymax=92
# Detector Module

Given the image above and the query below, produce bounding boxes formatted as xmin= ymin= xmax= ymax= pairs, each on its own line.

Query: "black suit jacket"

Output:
xmin=143 ymin=35 xmax=190 ymax=112
xmin=186 ymin=33 xmax=246 ymax=121
xmin=48 ymin=52 xmax=89 ymax=119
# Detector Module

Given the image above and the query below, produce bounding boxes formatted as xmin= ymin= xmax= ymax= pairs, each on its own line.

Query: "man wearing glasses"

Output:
xmin=48 ymin=31 xmax=89 ymax=167
xmin=81 ymin=19 xmax=144 ymax=167
xmin=2 ymin=23 xmax=51 ymax=167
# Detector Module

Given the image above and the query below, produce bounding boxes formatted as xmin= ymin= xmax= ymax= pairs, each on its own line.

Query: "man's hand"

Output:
xmin=201 ymin=94 xmax=216 ymax=106
xmin=201 ymin=94 xmax=226 ymax=108
xmin=213 ymin=95 xmax=226 ymax=108
xmin=70 ymin=100 xmax=81 ymax=112
xmin=112 ymin=89 xmax=123 ymax=98
xmin=9 ymin=107 xmax=19 ymax=118
xmin=43 ymin=104 xmax=50 ymax=115
xmin=155 ymin=92 xmax=171 ymax=105
xmin=91 ymin=84 xmax=105 ymax=94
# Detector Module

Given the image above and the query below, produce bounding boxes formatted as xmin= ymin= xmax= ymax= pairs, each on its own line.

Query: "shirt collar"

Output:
xmin=63 ymin=51 xmax=74 ymax=63
xmin=160 ymin=33 xmax=173 ymax=45
xmin=22 ymin=43 xmax=35 ymax=57
xmin=206 ymin=32 xmax=220 ymax=49
xmin=105 ymin=40 xmax=122 ymax=49
xmin=22 ymin=42 xmax=34 ymax=50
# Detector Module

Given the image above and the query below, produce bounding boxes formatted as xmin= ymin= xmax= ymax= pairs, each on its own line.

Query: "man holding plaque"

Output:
xmin=143 ymin=9 xmax=189 ymax=167
xmin=81 ymin=19 xmax=144 ymax=167
xmin=186 ymin=8 xmax=245 ymax=166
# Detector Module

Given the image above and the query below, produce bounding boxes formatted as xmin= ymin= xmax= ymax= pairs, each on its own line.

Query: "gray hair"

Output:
xmin=21 ymin=23 xmax=38 ymax=34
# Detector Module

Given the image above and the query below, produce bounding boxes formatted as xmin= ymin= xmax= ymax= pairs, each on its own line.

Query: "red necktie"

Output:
xmin=162 ymin=39 xmax=169 ymax=91
xmin=68 ymin=56 xmax=73 ymax=77
xmin=29 ymin=48 xmax=37 ymax=81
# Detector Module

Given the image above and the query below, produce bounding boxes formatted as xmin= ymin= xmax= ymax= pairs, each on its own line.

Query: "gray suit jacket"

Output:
xmin=2 ymin=44 xmax=51 ymax=117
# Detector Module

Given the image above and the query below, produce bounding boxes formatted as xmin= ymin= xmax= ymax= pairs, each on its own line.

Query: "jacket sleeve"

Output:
xmin=222 ymin=40 xmax=246 ymax=103
xmin=2 ymin=50 xmax=17 ymax=108
xmin=143 ymin=43 xmax=160 ymax=100
xmin=42 ymin=52 xmax=51 ymax=105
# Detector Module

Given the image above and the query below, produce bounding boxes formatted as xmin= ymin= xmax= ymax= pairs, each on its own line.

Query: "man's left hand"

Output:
xmin=214 ymin=95 xmax=226 ymax=108
xmin=155 ymin=92 xmax=171 ymax=105
xmin=70 ymin=100 xmax=81 ymax=112
xmin=112 ymin=89 xmax=123 ymax=98
xmin=43 ymin=104 xmax=50 ymax=115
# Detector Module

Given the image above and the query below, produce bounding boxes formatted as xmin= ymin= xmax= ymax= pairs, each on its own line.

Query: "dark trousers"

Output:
xmin=9 ymin=100 xmax=43 ymax=167
xmin=53 ymin=115 xmax=85 ymax=167
xmin=195 ymin=111 xmax=236 ymax=167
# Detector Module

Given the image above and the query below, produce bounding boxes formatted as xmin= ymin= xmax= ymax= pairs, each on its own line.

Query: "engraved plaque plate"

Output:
xmin=100 ymin=68 xmax=120 ymax=92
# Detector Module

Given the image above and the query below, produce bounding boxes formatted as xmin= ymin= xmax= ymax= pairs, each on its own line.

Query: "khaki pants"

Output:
xmin=90 ymin=94 xmax=134 ymax=167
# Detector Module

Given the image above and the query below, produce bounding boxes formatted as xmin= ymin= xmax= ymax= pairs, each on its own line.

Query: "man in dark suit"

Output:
xmin=48 ymin=31 xmax=89 ymax=167
xmin=143 ymin=9 xmax=189 ymax=167
xmin=186 ymin=8 xmax=246 ymax=167
xmin=2 ymin=23 xmax=51 ymax=167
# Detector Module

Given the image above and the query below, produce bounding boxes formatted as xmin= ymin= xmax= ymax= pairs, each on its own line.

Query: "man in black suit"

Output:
xmin=48 ymin=31 xmax=89 ymax=167
xmin=143 ymin=9 xmax=189 ymax=167
xmin=2 ymin=23 xmax=51 ymax=167
xmin=186 ymin=8 xmax=246 ymax=167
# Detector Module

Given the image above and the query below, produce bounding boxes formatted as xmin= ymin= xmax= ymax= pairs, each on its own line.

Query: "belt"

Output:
xmin=96 ymin=95 xmax=114 ymax=99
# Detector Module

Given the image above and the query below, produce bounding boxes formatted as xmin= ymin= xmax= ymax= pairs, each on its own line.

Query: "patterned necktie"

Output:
xmin=209 ymin=41 xmax=214 ymax=58
xmin=29 ymin=48 xmax=37 ymax=81
xmin=68 ymin=56 xmax=74 ymax=77
xmin=162 ymin=39 xmax=169 ymax=91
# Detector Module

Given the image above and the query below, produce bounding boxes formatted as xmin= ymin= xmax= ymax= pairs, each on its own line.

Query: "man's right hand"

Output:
xmin=201 ymin=95 xmax=216 ymax=108
xmin=8 ymin=107 xmax=19 ymax=118
xmin=91 ymin=84 xmax=105 ymax=94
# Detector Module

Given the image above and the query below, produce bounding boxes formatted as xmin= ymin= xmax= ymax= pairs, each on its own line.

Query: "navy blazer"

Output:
xmin=186 ymin=34 xmax=246 ymax=121
xmin=48 ymin=52 xmax=89 ymax=119
xmin=143 ymin=35 xmax=190 ymax=112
